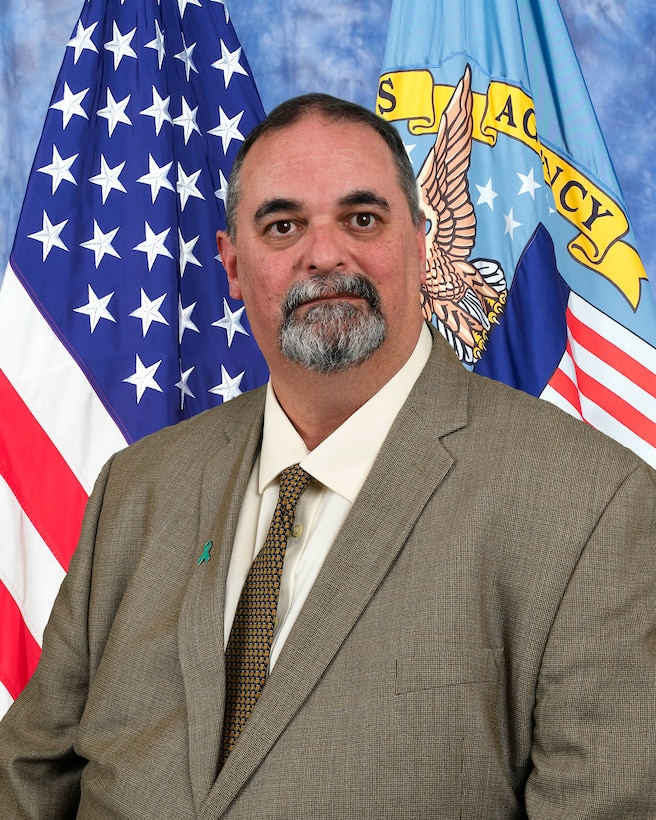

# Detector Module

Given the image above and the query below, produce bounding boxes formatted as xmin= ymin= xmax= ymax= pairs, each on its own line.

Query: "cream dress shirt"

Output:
xmin=224 ymin=323 xmax=433 ymax=669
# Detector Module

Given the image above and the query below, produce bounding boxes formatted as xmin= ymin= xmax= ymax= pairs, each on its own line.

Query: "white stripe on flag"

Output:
xmin=543 ymin=293 xmax=656 ymax=468
xmin=578 ymin=395 xmax=656 ymax=468
xmin=541 ymin=345 xmax=583 ymax=418
xmin=569 ymin=327 xmax=656 ymax=425
xmin=0 ymin=474 xmax=65 ymax=647
xmin=0 ymin=681 xmax=13 ymax=721
xmin=541 ymin=381 xmax=581 ymax=419
xmin=570 ymin=292 xmax=656 ymax=371
xmin=0 ymin=264 xmax=127 ymax=493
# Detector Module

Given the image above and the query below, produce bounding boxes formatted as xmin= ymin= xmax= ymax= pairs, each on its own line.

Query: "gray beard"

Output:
xmin=278 ymin=273 xmax=387 ymax=373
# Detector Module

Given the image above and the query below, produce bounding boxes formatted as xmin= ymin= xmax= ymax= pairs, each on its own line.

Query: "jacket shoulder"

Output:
xmin=99 ymin=385 xmax=266 ymax=489
xmin=465 ymin=366 xmax=650 ymax=481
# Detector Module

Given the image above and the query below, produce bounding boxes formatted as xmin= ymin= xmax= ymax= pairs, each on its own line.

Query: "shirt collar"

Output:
xmin=259 ymin=323 xmax=433 ymax=502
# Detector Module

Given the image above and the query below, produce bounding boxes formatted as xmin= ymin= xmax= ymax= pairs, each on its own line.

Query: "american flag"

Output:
xmin=0 ymin=0 xmax=268 ymax=716
xmin=544 ymin=292 xmax=656 ymax=467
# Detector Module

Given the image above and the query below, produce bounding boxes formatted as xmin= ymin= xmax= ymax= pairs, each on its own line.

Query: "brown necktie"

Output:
xmin=219 ymin=463 xmax=311 ymax=766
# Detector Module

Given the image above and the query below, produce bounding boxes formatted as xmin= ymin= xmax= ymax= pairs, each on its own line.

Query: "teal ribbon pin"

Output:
xmin=198 ymin=540 xmax=213 ymax=565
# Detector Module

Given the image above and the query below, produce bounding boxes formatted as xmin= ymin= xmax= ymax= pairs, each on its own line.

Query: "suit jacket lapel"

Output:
xmin=203 ymin=332 xmax=470 ymax=818
xmin=177 ymin=390 xmax=265 ymax=811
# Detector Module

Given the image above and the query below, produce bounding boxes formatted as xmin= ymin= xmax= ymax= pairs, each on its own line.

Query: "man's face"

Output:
xmin=217 ymin=114 xmax=426 ymax=380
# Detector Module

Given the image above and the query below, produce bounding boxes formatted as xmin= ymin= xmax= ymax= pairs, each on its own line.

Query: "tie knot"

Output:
xmin=278 ymin=463 xmax=311 ymax=503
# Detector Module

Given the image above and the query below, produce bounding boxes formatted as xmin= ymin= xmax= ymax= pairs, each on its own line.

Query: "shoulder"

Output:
xmin=125 ymin=382 xmax=264 ymax=451
xmin=468 ymin=368 xmax=642 ymax=473
xmin=458 ymin=370 xmax=656 ymax=537
xmin=416 ymin=331 xmax=652 ymax=501
xmin=99 ymin=384 xmax=267 ymax=488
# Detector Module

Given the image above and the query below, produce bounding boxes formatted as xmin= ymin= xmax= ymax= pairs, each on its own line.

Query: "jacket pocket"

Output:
xmin=395 ymin=647 xmax=499 ymax=693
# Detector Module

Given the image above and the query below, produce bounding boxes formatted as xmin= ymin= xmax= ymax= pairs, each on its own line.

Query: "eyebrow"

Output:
xmin=252 ymin=190 xmax=391 ymax=225
xmin=337 ymin=190 xmax=390 ymax=212
xmin=253 ymin=198 xmax=302 ymax=224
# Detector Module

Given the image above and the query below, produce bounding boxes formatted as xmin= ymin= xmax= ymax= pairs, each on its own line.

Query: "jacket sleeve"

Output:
xmin=525 ymin=463 xmax=656 ymax=818
xmin=0 ymin=459 xmax=113 ymax=819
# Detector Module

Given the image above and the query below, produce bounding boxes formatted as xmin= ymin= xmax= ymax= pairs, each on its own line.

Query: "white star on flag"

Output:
xmin=176 ymin=366 xmax=196 ymax=409
xmin=89 ymin=155 xmax=127 ymax=203
xmin=172 ymin=96 xmax=201 ymax=144
xmin=104 ymin=22 xmax=138 ymax=70
xmin=133 ymin=222 xmax=173 ymax=270
xmin=137 ymin=154 xmax=174 ymax=203
xmin=67 ymin=20 xmax=99 ymax=64
xmin=123 ymin=355 xmax=164 ymax=403
xmin=503 ymin=207 xmax=521 ymax=240
xmin=176 ymin=164 xmax=205 ymax=211
xmin=145 ymin=19 xmax=166 ymax=69
xmin=214 ymin=169 xmax=228 ymax=203
xmin=178 ymin=0 xmax=202 ymax=18
xmin=212 ymin=298 xmax=248 ymax=346
xmin=140 ymin=87 xmax=172 ymax=135
xmin=178 ymin=229 xmax=202 ymax=276
xmin=28 ymin=211 xmax=69 ymax=261
xmin=517 ymin=167 xmax=542 ymax=199
xmin=74 ymin=284 xmax=116 ymax=331
xmin=174 ymin=34 xmax=198 ymax=80
xmin=209 ymin=365 xmax=244 ymax=401
xmin=50 ymin=82 xmax=89 ymax=128
xmin=1 ymin=0 xmax=271 ymax=716
xmin=37 ymin=146 xmax=78 ymax=194
xmin=208 ymin=107 xmax=244 ymax=153
xmin=97 ymin=88 xmax=132 ymax=136
xmin=210 ymin=0 xmax=230 ymax=23
xmin=129 ymin=288 xmax=169 ymax=336
xmin=178 ymin=296 xmax=200 ymax=342
xmin=475 ymin=177 xmax=498 ymax=211
xmin=212 ymin=42 xmax=248 ymax=88
xmin=80 ymin=220 xmax=121 ymax=268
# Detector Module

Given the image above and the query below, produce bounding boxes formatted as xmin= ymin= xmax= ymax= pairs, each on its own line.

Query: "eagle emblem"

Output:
xmin=417 ymin=64 xmax=507 ymax=363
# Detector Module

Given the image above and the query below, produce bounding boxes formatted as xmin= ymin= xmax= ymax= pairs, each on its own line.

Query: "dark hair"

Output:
xmin=224 ymin=93 xmax=422 ymax=238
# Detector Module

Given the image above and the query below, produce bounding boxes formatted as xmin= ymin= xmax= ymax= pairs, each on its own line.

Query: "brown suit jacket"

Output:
xmin=1 ymin=331 xmax=656 ymax=818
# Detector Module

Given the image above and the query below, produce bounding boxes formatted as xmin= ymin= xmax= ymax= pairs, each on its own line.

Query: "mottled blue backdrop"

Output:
xmin=1 ymin=0 xmax=655 ymax=280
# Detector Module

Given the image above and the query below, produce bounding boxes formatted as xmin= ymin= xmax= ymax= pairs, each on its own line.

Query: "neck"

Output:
xmin=269 ymin=334 xmax=421 ymax=451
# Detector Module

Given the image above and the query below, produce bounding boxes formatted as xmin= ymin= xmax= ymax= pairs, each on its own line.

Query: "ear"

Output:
xmin=416 ymin=212 xmax=427 ymax=287
xmin=216 ymin=229 xmax=242 ymax=300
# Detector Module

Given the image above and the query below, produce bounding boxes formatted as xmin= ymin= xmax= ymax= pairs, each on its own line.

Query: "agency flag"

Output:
xmin=378 ymin=0 xmax=656 ymax=467
xmin=0 ymin=0 xmax=267 ymax=716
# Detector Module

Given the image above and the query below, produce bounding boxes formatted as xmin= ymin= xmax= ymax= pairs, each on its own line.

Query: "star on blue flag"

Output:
xmin=12 ymin=0 xmax=268 ymax=445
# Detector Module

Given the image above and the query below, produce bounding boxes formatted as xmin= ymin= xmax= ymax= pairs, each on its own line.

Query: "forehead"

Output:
xmin=237 ymin=115 xmax=403 ymax=207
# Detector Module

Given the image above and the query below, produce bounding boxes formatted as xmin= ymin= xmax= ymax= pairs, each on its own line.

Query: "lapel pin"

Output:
xmin=197 ymin=540 xmax=213 ymax=565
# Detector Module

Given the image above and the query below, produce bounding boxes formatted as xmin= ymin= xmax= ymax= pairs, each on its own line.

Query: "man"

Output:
xmin=1 ymin=93 xmax=655 ymax=818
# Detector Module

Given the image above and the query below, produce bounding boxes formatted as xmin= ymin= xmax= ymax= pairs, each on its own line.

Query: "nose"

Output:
xmin=302 ymin=223 xmax=347 ymax=275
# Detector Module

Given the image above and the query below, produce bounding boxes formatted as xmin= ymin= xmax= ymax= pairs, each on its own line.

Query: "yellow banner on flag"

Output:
xmin=377 ymin=69 xmax=646 ymax=308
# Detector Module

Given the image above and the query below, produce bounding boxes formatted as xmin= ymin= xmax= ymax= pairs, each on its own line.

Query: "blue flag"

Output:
xmin=378 ymin=0 xmax=656 ymax=468
xmin=0 ymin=0 xmax=266 ymax=713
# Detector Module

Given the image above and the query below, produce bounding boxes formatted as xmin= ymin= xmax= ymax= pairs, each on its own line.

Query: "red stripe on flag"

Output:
xmin=549 ymin=353 xmax=582 ymax=415
xmin=567 ymin=307 xmax=656 ymax=397
xmin=0 ymin=370 xmax=88 ymax=571
xmin=571 ymin=359 xmax=656 ymax=448
xmin=0 ymin=581 xmax=41 ymax=700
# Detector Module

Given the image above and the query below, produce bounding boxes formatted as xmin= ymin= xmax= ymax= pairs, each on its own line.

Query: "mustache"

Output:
xmin=281 ymin=273 xmax=381 ymax=315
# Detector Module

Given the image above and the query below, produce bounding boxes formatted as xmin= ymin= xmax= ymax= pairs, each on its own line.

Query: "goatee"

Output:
xmin=278 ymin=273 xmax=387 ymax=373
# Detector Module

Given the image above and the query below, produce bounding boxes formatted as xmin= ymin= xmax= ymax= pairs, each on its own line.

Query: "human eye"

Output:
xmin=266 ymin=219 xmax=297 ymax=237
xmin=347 ymin=212 xmax=379 ymax=230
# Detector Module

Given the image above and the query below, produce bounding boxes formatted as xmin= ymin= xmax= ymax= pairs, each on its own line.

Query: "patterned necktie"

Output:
xmin=220 ymin=463 xmax=311 ymax=767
